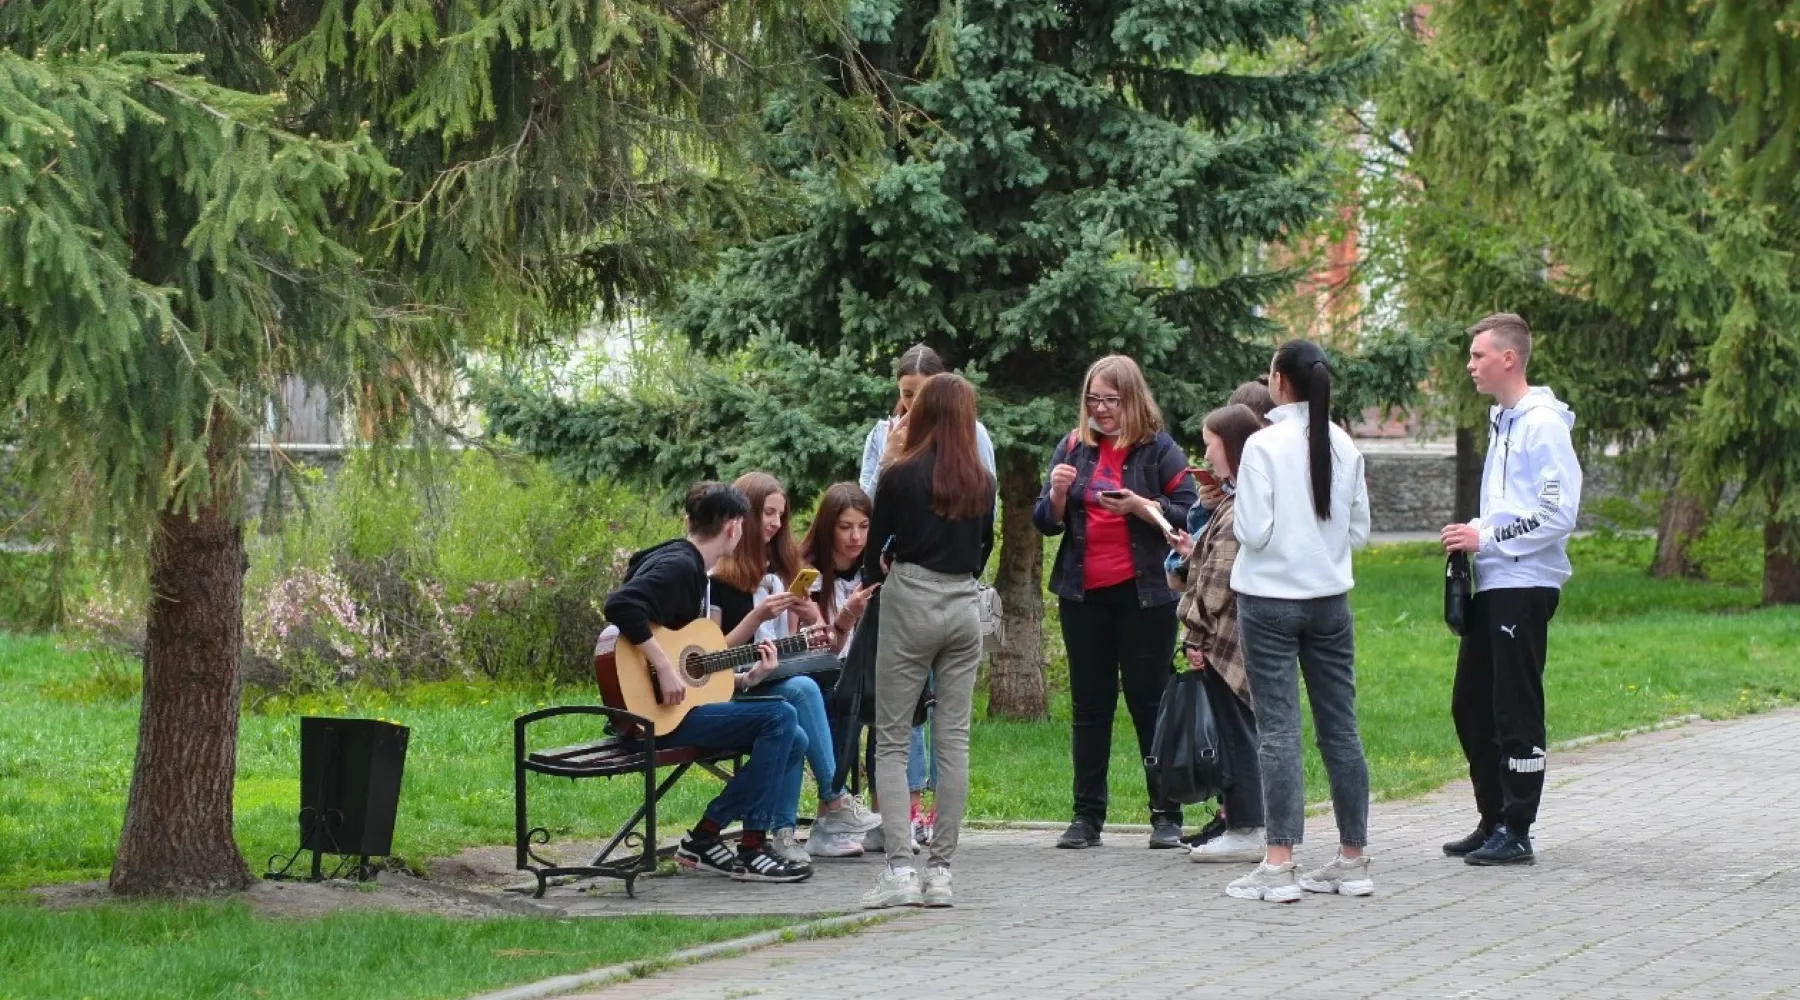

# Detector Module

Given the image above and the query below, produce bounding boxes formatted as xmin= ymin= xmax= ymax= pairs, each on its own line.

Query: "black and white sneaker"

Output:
xmin=676 ymin=834 xmax=742 ymax=877
xmin=733 ymin=843 xmax=813 ymax=883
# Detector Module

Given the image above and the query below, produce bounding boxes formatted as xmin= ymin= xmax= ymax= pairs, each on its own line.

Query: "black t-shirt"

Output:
xmin=709 ymin=579 xmax=756 ymax=635
xmin=865 ymin=455 xmax=995 ymax=584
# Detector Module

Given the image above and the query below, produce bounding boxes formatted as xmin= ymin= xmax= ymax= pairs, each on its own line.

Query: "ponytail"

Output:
xmin=1272 ymin=340 xmax=1335 ymax=521
xmin=1305 ymin=361 xmax=1332 ymax=520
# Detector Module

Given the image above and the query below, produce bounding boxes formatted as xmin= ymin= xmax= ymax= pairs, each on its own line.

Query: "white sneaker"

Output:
xmin=921 ymin=864 xmax=953 ymax=908
xmin=1299 ymin=853 xmax=1374 ymax=896
xmin=771 ymin=828 xmax=810 ymax=864
xmin=806 ymin=829 xmax=865 ymax=859
xmin=861 ymin=864 xmax=924 ymax=909
xmin=863 ymin=826 xmax=920 ymax=855
xmin=1225 ymin=861 xmax=1302 ymax=903
xmin=815 ymin=795 xmax=882 ymax=836
xmin=1189 ymin=827 xmax=1266 ymax=864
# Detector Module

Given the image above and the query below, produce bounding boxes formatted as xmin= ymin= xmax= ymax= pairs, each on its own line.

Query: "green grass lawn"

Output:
xmin=0 ymin=899 xmax=789 ymax=1000
xmin=3 ymin=536 xmax=1797 ymax=894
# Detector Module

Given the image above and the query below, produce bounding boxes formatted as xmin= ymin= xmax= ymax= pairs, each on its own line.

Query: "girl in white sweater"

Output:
xmin=1224 ymin=340 xmax=1374 ymax=904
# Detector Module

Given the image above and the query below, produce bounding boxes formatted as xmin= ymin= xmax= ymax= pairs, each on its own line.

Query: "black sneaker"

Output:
xmin=1442 ymin=823 xmax=1497 ymax=857
xmin=676 ymin=834 xmax=743 ymax=877
xmin=1181 ymin=814 xmax=1228 ymax=848
xmin=1465 ymin=827 xmax=1534 ymax=866
xmin=1148 ymin=816 xmax=1184 ymax=850
xmin=1056 ymin=816 xmax=1102 ymax=850
xmin=734 ymin=843 xmax=813 ymax=882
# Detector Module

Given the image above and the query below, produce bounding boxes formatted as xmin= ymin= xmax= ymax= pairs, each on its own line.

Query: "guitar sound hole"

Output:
xmin=680 ymin=648 xmax=706 ymax=685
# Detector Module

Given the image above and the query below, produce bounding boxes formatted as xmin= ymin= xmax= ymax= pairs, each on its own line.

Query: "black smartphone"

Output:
xmin=882 ymin=535 xmax=897 ymax=557
xmin=1099 ymin=489 xmax=1128 ymax=500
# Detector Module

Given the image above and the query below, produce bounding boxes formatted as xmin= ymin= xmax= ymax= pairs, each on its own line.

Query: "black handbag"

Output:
xmin=832 ymin=590 xmax=930 ymax=728
xmin=1146 ymin=670 xmax=1228 ymax=806
xmin=1445 ymin=551 xmax=1472 ymax=636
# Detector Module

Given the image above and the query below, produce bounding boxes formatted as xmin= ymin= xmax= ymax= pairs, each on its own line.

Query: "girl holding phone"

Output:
xmin=714 ymin=472 xmax=880 ymax=864
xmin=1032 ymin=355 xmax=1198 ymax=852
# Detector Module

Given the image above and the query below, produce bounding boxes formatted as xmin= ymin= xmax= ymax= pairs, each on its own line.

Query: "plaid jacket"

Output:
xmin=1176 ymin=496 xmax=1250 ymax=706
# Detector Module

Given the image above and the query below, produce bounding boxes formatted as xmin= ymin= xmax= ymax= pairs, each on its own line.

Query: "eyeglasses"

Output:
xmin=1085 ymin=394 xmax=1123 ymax=410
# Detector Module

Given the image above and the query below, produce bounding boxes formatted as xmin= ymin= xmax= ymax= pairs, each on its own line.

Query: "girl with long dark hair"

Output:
xmin=859 ymin=345 xmax=997 ymax=850
xmin=1170 ymin=404 xmax=1269 ymax=863
xmin=859 ymin=374 xmax=995 ymax=910
xmin=714 ymin=472 xmax=879 ymax=866
xmin=1224 ymin=340 xmax=1373 ymax=903
xmin=795 ymin=482 xmax=884 ymax=859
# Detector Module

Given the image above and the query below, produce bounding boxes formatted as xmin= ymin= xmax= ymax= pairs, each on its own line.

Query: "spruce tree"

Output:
xmin=1 ymin=0 xmax=855 ymax=894
xmin=1365 ymin=0 xmax=1800 ymax=602
xmin=636 ymin=0 xmax=1357 ymax=716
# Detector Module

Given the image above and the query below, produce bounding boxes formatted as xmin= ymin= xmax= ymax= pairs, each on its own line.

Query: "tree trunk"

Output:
xmin=1652 ymin=474 xmax=1715 ymax=579
xmin=1764 ymin=513 xmax=1800 ymax=606
xmin=109 ymin=438 xmax=254 ymax=896
xmin=988 ymin=450 xmax=1048 ymax=720
xmin=1454 ymin=424 xmax=1483 ymax=524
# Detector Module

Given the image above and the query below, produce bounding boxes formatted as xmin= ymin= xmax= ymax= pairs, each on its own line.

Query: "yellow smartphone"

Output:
xmin=787 ymin=566 xmax=821 ymax=596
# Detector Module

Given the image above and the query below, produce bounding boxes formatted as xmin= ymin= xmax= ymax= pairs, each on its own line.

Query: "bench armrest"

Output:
xmin=513 ymin=704 xmax=661 ymax=764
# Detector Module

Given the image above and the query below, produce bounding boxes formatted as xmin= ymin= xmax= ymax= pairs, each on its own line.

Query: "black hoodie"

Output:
xmin=602 ymin=539 xmax=708 ymax=645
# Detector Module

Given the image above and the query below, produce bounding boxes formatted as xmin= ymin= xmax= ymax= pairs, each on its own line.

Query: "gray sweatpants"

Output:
xmin=874 ymin=562 xmax=981 ymax=869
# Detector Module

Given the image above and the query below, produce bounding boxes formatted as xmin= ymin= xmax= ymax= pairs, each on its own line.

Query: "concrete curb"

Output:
xmin=462 ymin=911 xmax=892 ymax=1000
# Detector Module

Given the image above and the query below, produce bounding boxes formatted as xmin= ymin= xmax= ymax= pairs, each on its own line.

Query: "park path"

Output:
xmin=545 ymin=709 xmax=1800 ymax=1000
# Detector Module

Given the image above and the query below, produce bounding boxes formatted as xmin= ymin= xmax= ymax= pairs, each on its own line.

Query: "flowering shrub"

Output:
xmin=58 ymin=452 xmax=677 ymax=691
xmin=239 ymin=451 xmax=674 ymax=689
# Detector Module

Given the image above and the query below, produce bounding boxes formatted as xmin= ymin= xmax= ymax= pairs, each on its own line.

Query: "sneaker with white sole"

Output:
xmin=1225 ymin=861 xmax=1302 ymax=903
xmin=734 ymin=843 xmax=812 ymax=883
xmin=863 ymin=826 xmax=920 ymax=855
xmin=806 ymin=829 xmax=866 ymax=858
xmin=675 ymin=834 xmax=742 ymax=878
xmin=921 ymin=864 xmax=953 ymax=908
xmin=771 ymin=827 xmax=810 ymax=865
xmin=1299 ymin=853 xmax=1374 ymax=896
xmin=1189 ymin=827 xmax=1266 ymax=864
xmin=815 ymin=795 xmax=883 ymax=837
xmin=912 ymin=805 xmax=935 ymax=848
xmin=861 ymin=865 xmax=924 ymax=909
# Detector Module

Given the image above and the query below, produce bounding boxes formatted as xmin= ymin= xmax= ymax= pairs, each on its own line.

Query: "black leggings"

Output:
xmin=1061 ymin=583 xmax=1180 ymax=825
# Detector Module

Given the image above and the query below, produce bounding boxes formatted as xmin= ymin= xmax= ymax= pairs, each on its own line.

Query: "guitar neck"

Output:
xmin=691 ymin=631 xmax=818 ymax=676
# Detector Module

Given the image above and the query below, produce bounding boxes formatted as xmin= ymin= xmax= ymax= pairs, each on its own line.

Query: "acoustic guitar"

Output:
xmin=593 ymin=619 xmax=836 ymax=733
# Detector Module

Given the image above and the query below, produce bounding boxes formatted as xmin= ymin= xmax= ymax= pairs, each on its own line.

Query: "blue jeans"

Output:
xmin=665 ymin=699 xmax=804 ymax=833
xmin=754 ymin=675 xmax=839 ymax=829
xmin=908 ymin=713 xmax=937 ymax=792
xmin=1237 ymin=593 xmax=1369 ymax=848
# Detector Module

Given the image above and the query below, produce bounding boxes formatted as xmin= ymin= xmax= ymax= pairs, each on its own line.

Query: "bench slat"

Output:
xmin=524 ymin=737 xmax=734 ymax=776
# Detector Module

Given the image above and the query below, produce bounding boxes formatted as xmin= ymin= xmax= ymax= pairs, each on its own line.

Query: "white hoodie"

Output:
xmin=1232 ymin=403 xmax=1371 ymax=600
xmin=1472 ymin=387 xmax=1583 ymax=592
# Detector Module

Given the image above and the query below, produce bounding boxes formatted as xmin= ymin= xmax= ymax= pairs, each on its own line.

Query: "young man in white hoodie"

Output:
xmin=1440 ymin=313 xmax=1583 ymax=867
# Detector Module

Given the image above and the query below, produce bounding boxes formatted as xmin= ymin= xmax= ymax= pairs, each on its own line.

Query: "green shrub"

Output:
xmin=241 ymin=450 xmax=677 ymax=688
xmin=1689 ymin=497 xmax=1765 ymax=589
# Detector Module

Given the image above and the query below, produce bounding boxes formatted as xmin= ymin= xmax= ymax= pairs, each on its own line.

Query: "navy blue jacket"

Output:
xmin=1032 ymin=430 xmax=1197 ymax=607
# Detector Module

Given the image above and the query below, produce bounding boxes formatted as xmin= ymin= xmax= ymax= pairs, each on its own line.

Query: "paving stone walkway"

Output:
xmin=545 ymin=709 xmax=1800 ymax=999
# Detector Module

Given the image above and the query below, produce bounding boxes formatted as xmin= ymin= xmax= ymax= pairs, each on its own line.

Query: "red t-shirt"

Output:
xmin=1082 ymin=438 xmax=1136 ymax=591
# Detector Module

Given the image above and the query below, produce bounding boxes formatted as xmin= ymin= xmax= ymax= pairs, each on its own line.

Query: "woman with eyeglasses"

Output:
xmin=1033 ymin=355 xmax=1199 ymax=851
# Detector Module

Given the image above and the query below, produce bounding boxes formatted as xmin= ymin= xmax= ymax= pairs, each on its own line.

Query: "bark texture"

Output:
xmin=1454 ymin=424 xmax=1484 ymax=524
xmin=1652 ymin=476 xmax=1715 ymax=579
xmin=988 ymin=450 xmax=1049 ymax=720
xmin=1764 ymin=515 xmax=1800 ymax=606
xmin=109 ymin=444 xmax=254 ymax=896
